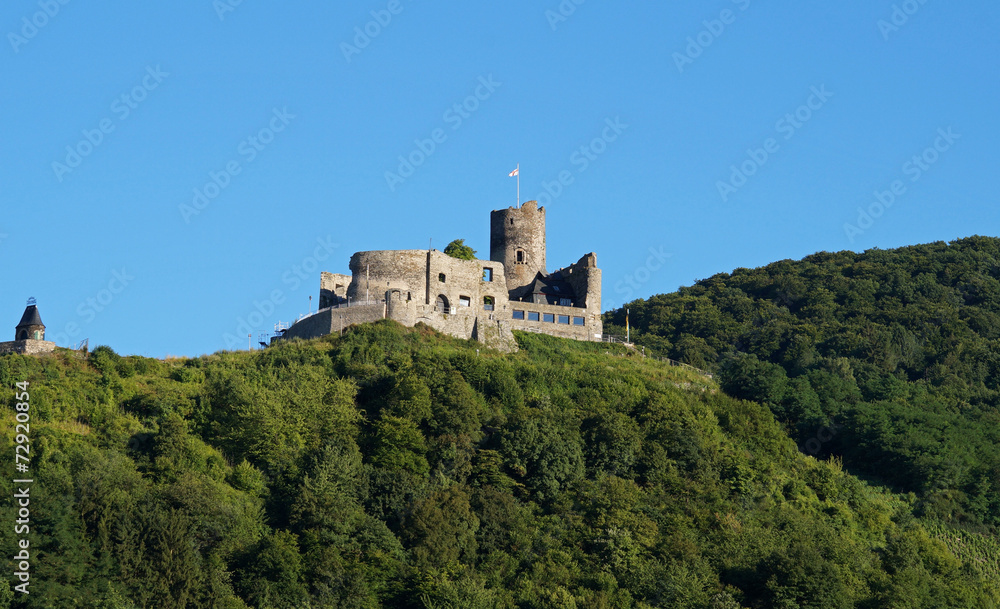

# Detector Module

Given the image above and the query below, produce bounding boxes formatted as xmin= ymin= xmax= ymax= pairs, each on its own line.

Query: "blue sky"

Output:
xmin=1 ymin=1 xmax=998 ymax=357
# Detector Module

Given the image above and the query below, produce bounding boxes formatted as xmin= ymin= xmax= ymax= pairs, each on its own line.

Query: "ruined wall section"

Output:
xmin=425 ymin=249 xmax=508 ymax=316
xmin=490 ymin=201 xmax=547 ymax=293
xmin=320 ymin=272 xmax=352 ymax=308
xmin=0 ymin=340 xmax=56 ymax=356
xmin=348 ymin=249 xmax=509 ymax=314
xmin=561 ymin=253 xmax=602 ymax=312
xmin=348 ymin=250 xmax=428 ymax=304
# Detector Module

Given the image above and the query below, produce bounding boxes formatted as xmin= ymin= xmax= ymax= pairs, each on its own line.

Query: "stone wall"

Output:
xmin=279 ymin=303 xmax=385 ymax=342
xmin=348 ymin=250 xmax=429 ymax=304
xmin=0 ymin=340 xmax=56 ymax=356
xmin=319 ymin=272 xmax=352 ymax=308
xmin=349 ymin=249 xmax=508 ymax=315
xmin=407 ymin=301 xmax=517 ymax=353
xmin=507 ymin=300 xmax=602 ymax=341
xmin=280 ymin=290 xmax=518 ymax=353
xmin=560 ymin=253 xmax=602 ymax=311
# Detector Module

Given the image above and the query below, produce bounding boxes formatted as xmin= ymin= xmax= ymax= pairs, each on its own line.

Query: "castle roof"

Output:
xmin=527 ymin=274 xmax=575 ymax=299
xmin=16 ymin=305 xmax=44 ymax=329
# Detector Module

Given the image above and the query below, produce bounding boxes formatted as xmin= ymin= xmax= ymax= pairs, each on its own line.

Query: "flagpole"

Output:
xmin=509 ymin=164 xmax=520 ymax=205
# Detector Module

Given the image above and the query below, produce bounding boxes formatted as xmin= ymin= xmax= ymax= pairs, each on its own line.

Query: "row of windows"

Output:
xmin=437 ymin=295 xmax=496 ymax=311
xmin=512 ymin=310 xmax=585 ymax=326
xmin=439 ymin=268 xmax=496 ymax=284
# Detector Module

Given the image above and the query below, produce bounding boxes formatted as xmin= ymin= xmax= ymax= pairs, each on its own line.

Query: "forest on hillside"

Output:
xmin=605 ymin=236 xmax=1000 ymax=537
xmin=2 ymin=322 xmax=998 ymax=608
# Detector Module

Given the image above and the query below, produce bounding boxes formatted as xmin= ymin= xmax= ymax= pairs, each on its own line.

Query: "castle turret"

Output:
xmin=490 ymin=200 xmax=546 ymax=292
xmin=15 ymin=299 xmax=45 ymax=341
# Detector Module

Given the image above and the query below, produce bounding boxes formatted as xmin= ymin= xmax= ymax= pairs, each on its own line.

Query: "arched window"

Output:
xmin=483 ymin=296 xmax=495 ymax=311
xmin=435 ymin=295 xmax=450 ymax=313
xmin=17 ymin=330 xmax=27 ymax=341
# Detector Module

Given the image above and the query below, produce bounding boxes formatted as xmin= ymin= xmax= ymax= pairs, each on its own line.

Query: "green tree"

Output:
xmin=403 ymin=485 xmax=480 ymax=570
xmin=235 ymin=530 xmax=308 ymax=608
xmin=443 ymin=239 xmax=477 ymax=260
xmin=500 ymin=409 xmax=584 ymax=503
xmin=372 ymin=415 xmax=430 ymax=476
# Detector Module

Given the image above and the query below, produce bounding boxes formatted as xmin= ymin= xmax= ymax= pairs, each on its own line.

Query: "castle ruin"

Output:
xmin=278 ymin=201 xmax=602 ymax=351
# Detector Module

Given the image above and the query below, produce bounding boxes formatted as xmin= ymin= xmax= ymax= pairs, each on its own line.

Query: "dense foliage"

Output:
xmin=2 ymin=321 xmax=998 ymax=607
xmin=605 ymin=236 xmax=1000 ymax=535
xmin=443 ymin=239 xmax=477 ymax=261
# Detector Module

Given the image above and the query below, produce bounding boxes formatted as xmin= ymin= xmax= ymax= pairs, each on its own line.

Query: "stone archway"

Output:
xmin=435 ymin=294 xmax=450 ymax=313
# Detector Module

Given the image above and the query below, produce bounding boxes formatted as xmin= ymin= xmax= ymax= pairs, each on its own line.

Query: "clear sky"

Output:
xmin=1 ymin=1 xmax=998 ymax=357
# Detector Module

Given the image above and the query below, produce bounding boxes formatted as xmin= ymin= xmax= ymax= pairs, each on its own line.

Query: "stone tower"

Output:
xmin=490 ymin=200 xmax=546 ymax=292
xmin=15 ymin=299 xmax=45 ymax=341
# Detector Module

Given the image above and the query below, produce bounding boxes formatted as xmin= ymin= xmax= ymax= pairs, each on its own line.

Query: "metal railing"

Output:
xmin=652 ymin=356 xmax=713 ymax=378
xmin=333 ymin=299 xmax=383 ymax=309
xmin=599 ymin=334 xmax=630 ymax=345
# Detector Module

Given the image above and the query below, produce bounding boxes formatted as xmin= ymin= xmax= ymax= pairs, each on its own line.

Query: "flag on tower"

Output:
xmin=509 ymin=164 xmax=520 ymax=205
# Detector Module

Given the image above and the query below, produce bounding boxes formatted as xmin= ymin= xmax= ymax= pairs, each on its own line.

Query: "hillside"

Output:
xmin=2 ymin=322 xmax=999 ymax=608
xmin=605 ymin=236 xmax=1000 ymax=536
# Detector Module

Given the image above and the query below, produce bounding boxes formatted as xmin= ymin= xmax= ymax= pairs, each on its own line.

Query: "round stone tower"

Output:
xmin=490 ymin=201 xmax=546 ymax=292
xmin=16 ymin=298 xmax=45 ymax=341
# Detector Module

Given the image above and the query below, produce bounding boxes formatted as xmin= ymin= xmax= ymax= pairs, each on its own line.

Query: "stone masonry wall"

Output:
xmin=349 ymin=249 xmax=509 ymax=315
xmin=490 ymin=201 xmax=547 ymax=293
xmin=506 ymin=300 xmax=602 ymax=341
xmin=320 ymin=272 xmax=352 ymax=308
xmin=0 ymin=340 xmax=56 ymax=356
xmin=560 ymin=253 xmax=602 ymax=311
xmin=279 ymin=304 xmax=384 ymax=342
xmin=348 ymin=251 xmax=429 ymax=304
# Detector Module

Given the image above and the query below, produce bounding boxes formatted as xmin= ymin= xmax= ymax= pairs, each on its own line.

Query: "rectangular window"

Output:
xmin=558 ymin=315 xmax=570 ymax=325
xmin=483 ymin=268 xmax=493 ymax=282
xmin=573 ymin=316 xmax=585 ymax=326
xmin=559 ymin=298 xmax=572 ymax=307
xmin=438 ymin=273 xmax=446 ymax=283
xmin=459 ymin=296 xmax=471 ymax=307
xmin=528 ymin=311 xmax=540 ymax=322
xmin=543 ymin=313 xmax=555 ymax=323
xmin=513 ymin=310 xmax=525 ymax=320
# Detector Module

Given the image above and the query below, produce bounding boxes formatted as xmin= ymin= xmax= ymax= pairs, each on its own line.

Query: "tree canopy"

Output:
xmin=2 ymin=318 xmax=998 ymax=607
xmin=443 ymin=239 xmax=477 ymax=260
xmin=605 ymin=235 xmax=1000 ymax=534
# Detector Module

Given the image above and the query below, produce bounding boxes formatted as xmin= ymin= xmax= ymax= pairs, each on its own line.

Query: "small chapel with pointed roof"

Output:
xmin=0 ymin=299 xmax=56 ymax=356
